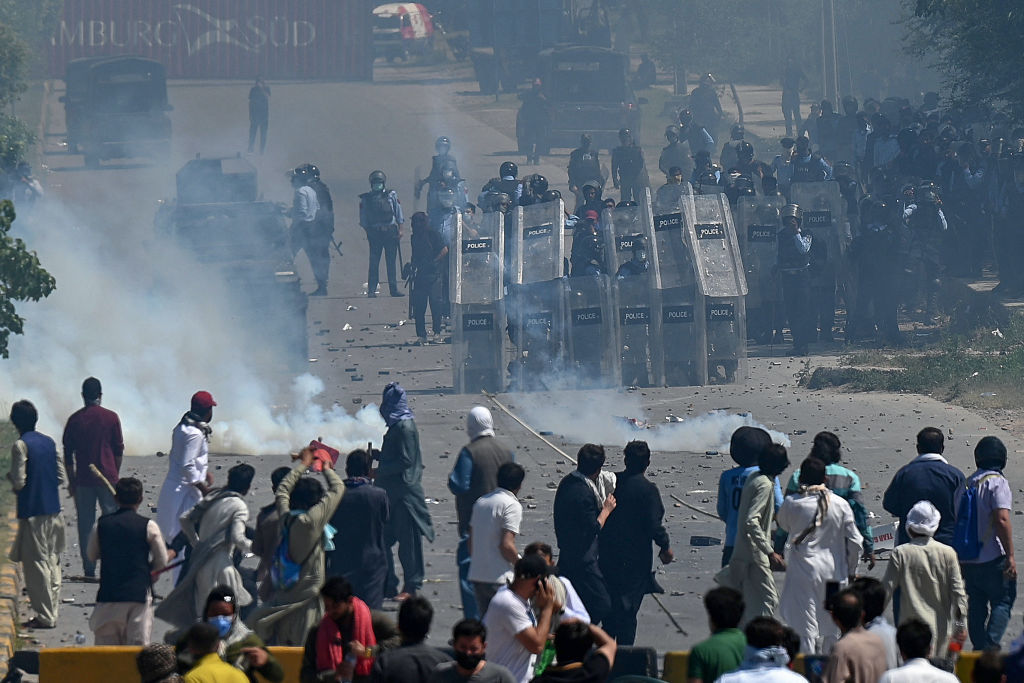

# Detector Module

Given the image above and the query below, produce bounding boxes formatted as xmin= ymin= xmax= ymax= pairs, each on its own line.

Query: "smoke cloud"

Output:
xmin=517 ymin=391 xmax=790 ymax=454
xmin=0 ymin=198 xmax=384 ymax=455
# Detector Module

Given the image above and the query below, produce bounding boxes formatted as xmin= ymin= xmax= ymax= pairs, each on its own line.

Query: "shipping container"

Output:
xmin=49 ymin=0 xmax=375 ymax=80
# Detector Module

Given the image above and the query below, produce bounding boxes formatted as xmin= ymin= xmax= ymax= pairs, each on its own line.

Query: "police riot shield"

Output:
xmin=602 ymin=196 xmax=655 ymax=275
xmin=566 ymin=274 xmax=620 ymax=388
xmin=509 ymin=280 xmax=568 ymax=391
xmin=614 ymin=274 xmax=660 ymax=387
xmin=688 ymin=194 xmax=748 ymax=384
xmin=452 ymin=211 xmax=506 ymax=393
xmin=510 ymin=199 xmax=565 ymax=285
xmin=648 ymin=185 xmax=697 ymax=290
xmin=736 ymin=195 xmax=784 ymax=343
xmin=790 ymin=181 xmax=843 ymax=342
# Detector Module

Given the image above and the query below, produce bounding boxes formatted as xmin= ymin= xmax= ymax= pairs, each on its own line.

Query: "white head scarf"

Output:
xmin=906 ymin=500 xmax=941 ymax=537
xmin=467 ymin=406 xmax=495 ymax=441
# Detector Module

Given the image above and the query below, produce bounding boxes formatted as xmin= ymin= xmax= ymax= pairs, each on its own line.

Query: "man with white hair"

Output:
xmin=882 ymin=500 xmax=968 ymax=654
xmin=448 ymin=406 xmax=515 ymax=619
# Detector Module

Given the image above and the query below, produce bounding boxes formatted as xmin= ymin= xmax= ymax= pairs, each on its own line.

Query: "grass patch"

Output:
xmin=802 ymin=313 xmax=1024 ymax=407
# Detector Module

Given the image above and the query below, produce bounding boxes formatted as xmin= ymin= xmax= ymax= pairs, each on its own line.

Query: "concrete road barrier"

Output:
xmin=39 ymin=645 xmax=304 ymax=682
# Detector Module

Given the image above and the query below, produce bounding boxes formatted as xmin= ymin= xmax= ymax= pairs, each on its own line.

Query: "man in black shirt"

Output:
xmin=248 ymin=77 xmax=270 ymax=154
xmin=372 ymin=596 xmax=451 ymax=683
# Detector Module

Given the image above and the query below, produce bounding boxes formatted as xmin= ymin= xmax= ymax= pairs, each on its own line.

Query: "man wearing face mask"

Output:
xmin=428 ymin=619 xmax=515 ymax=683
xmin=175 ymin=586 xmax=284 ymax=683
xmin=359 ymin=170 xmax=405 ymax=298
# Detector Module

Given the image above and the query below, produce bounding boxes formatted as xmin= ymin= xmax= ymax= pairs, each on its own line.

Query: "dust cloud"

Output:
xmin=518 ymin=391 xmax=790 ymax=454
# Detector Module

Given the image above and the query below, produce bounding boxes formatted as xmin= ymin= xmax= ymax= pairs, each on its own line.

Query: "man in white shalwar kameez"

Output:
xmin=155 ymin=464 xmax=255 ymax=630
xmin=777 ymin=457 xmax=863 ymax=655
xmin=156 ymin=391 xmax=217 ymax=543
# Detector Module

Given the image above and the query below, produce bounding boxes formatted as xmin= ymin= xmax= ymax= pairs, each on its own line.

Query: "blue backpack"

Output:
xmin=270 ymin=516 xmax=316 ymax=591
xmin=952 ymin=473 xmax=1001 ymax=560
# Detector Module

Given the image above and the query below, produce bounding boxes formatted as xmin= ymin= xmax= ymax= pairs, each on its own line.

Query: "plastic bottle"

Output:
xmin=534 ymin=638 xmax=556 ymax=676
xmin=340 ymin=653 xmax=358 ymax=683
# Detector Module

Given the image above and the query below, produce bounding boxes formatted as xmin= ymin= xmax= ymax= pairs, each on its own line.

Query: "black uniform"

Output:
xmin=248 ymin=82 xmax=270 ymax=154
xmin=409 ymin=222 xmax=446 ymax=338
xmin=303 ymin=178 xmax=335 ymax=293
xmin=359 ymin=189 xmax=403 ymax=297
xmin=851 ymin=219 xmax=902 ymax=344
xmin=611 ymin=143 xmax=646 ymax=203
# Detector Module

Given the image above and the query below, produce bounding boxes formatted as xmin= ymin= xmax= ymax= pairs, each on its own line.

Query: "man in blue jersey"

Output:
xmin=717 ymin=427 xmax=783 ymax=567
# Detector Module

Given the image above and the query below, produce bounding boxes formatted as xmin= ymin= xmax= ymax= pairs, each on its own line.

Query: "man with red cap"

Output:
xmin=156 ymin=391 xmax=217 ymax=544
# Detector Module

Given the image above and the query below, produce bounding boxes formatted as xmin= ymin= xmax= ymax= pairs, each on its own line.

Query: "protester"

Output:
xmin=553 ymin=444 xmax=615 ymax=625
xmin=157 ymin=391 xmax=217 ymax=544
xmin=87 ymin=476 xmax=167 ymax=645
xmin=300 ymin=577 xmax=379 ymax=683
xmin=62 ymin=376 xmax=124 ymax=580
xmin=449 ymin=406 xmax=516 ymax=620
xmin=715 ymin=616 xmax=805 ymax=682
xmin=528 ymin=621 xmax=616 ymax=683
xmin=371 ymin=595 xmax=451 ymax=683
xmin=850 ymin=577 xmax=899 ymax=670
xmin=468 ymin=462 xmax=526 ymax=615
xmin=823 ymin=590 xmax=888 ymax=683
xmin=883 ymin=427 xmax=966 ymax=546
xmin=183 ymin=622 xmax=249 ymax=683
xmin=483 ymin=555 xmax=561 ymax=683
xmin=522 ymin=543 xmax=590 ymax=626
xmin=137 ymin=643 xmax=183 ymax=683
xmin=687 ymin=587 xmax=747 ymax=683
xmin=718 ymin=427 xmax=781 ymax=567
xmin=776 ymin=456 xmax=862 ymax=654
xmin=882 ymin=500 xmax=968 ymax=655
xmin=428 ymin=619 xmax=516 ymax=683
xmin=597 ymin=440 xmax=673 ymax=645
xmin=7 ymin=399 xmax=66 ymax=629
xmin=251 ymin=447 xmax=345 ymax=646
xmin=175 ymin=586 xmax=284 ymax=683
xmin=327 ymin=449 xmax=390 ymax=609
xmin=878 ymin=619 xmax=958 ymax=683
xmin=253 ymin=466 xmax=292 ymax=603
xmin=376 ymin=382 xmax=435 ymax=601
xmin=158 ymin=464 xmax=256 ymax=630
xmin=715 ymin=444 xmax=790 ymax=625
xmin=960 ymin=436 xmax=1017 ymax=651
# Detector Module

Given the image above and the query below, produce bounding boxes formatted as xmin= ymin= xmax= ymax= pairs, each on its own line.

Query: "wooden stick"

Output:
xmin=88 ymin=463 xmax=117 ymax=498
xmin=651 ymin=593 xmax=687 ymax=636
xmin=483 ymin=392 xmax=577 ymax=466
xmin=669 ymin=492 xmax=720 ymax=521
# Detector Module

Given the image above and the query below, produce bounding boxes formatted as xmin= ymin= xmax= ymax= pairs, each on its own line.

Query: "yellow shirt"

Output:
xmin=183 ymin=652 xmax=249 ymax=683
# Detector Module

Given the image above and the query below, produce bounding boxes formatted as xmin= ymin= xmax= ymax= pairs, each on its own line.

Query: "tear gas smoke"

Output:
xmin=0 ymin=199 xmax=384 ymax=455
xmin=519 ymin=391 xmax=790 ymax=454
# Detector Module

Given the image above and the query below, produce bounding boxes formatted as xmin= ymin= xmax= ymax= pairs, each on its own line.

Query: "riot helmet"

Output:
xmin=499 ymin=161 xmax=518 ymax=179
xmin=700 ymin=72 xmax=715 ymax=85
xmin=440 ymin=167 xmax=457 ymax=185
xmin=542 ymin=189 xmax=562 ymax=202
xmin=618 ymin=128 xmax=633 ymax=144
xmin=493 ymin=192 xmax=512 ymax=213
xmin=733 ymin=175 xmax=755 ymax=197
xmin=780 ymin=203 xmax=803 ymax=225
xmin=302 ymin=163 xmax=321 ymax=180
xmin=435 ymin=136 xmax=451 ymax=154
xmin=665 ymin=125 xmax=680 ymax=143
xmin=678 ymin=109 xmax=693 ymax=126
xmin=291 ymin=165 xmax=311 ymax=186
xmin=369 ymin=170 xmax=387 ymax=190
xmin=530 ymin=175 xmax=549 ymax=195
xmin=735 ymin=141 xmax=754 ymax=163
xmin=438 ymin=187 xmax=456 ymax=209
xmin=630 ymin=234 xmax=648 ymax=262
xmin=731 ymin=123 xmax=745 ymax=140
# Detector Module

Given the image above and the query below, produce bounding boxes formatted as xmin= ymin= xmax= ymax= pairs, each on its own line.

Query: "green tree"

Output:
xmin=0 ymin=0 xmax=65 ymax=55
xmin=903 ymin=0 xmax=1024 ymax=119
xmin=0 ymin=199 xmax=55 ymax=358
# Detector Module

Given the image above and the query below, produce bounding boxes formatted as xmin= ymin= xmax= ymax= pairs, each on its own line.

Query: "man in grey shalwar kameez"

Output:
xmin=248 ymin=448 xmax=344 ymax=645
xmin=375 ymin=383 xmax=435 ymax=600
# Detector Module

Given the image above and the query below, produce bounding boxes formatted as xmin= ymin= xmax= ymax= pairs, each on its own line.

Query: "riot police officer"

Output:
xmin=611 ymin=128 xmax=646 ymax=203
xmin=299 ymin=163 xmax=335 ymax=295
xmin=359 ymin=170 xmax=405 ymax=298
xmin=791 ymin=136 xmax=833 ymax=182
xmin=904 ymin=182 xmax=947 ymax=317
xmin=568 ymin=133 xmax=604 ymax=203
xmin=519 ymin=174 xmax=549 ymax=206
xmin=678 ymin=109 xmax=715 ymax=156
xmin=616 ymin=235 xmax=650 ymax=278
xmin=719 ymin=124 xmax=746 ymax=172
xmin=689 ymin=73 xmax=724 ymax=141
xmin=851 ymin=198 xmax=902 ymax=345
xmin=570 ymin=210 xmax=606 ymax=277
xmin=660 ymin=125 xmax=692 ymax=180
xmin=415 ymin=135 xmax=462 ymax=200
xmin=479 ymin=161 xmax=522 ymax=210
xmin=288 ymin=165 xmax=323 ymax=294
xmin=776 ymin=203 xmax=813 ymax=355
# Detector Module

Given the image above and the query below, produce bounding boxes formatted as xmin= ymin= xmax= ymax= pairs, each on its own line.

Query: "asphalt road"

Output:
xmin=11 ymin=63 xmax=1024 ymax=659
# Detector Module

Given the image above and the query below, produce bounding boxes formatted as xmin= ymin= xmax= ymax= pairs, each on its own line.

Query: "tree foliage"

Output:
xmin=0 ymin=0 xmax=64 ymax=53
xmin=903 ymin=0 xmax=1024 ymax=119
xmin=0 ymin=200 xmax=55 ymax=358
